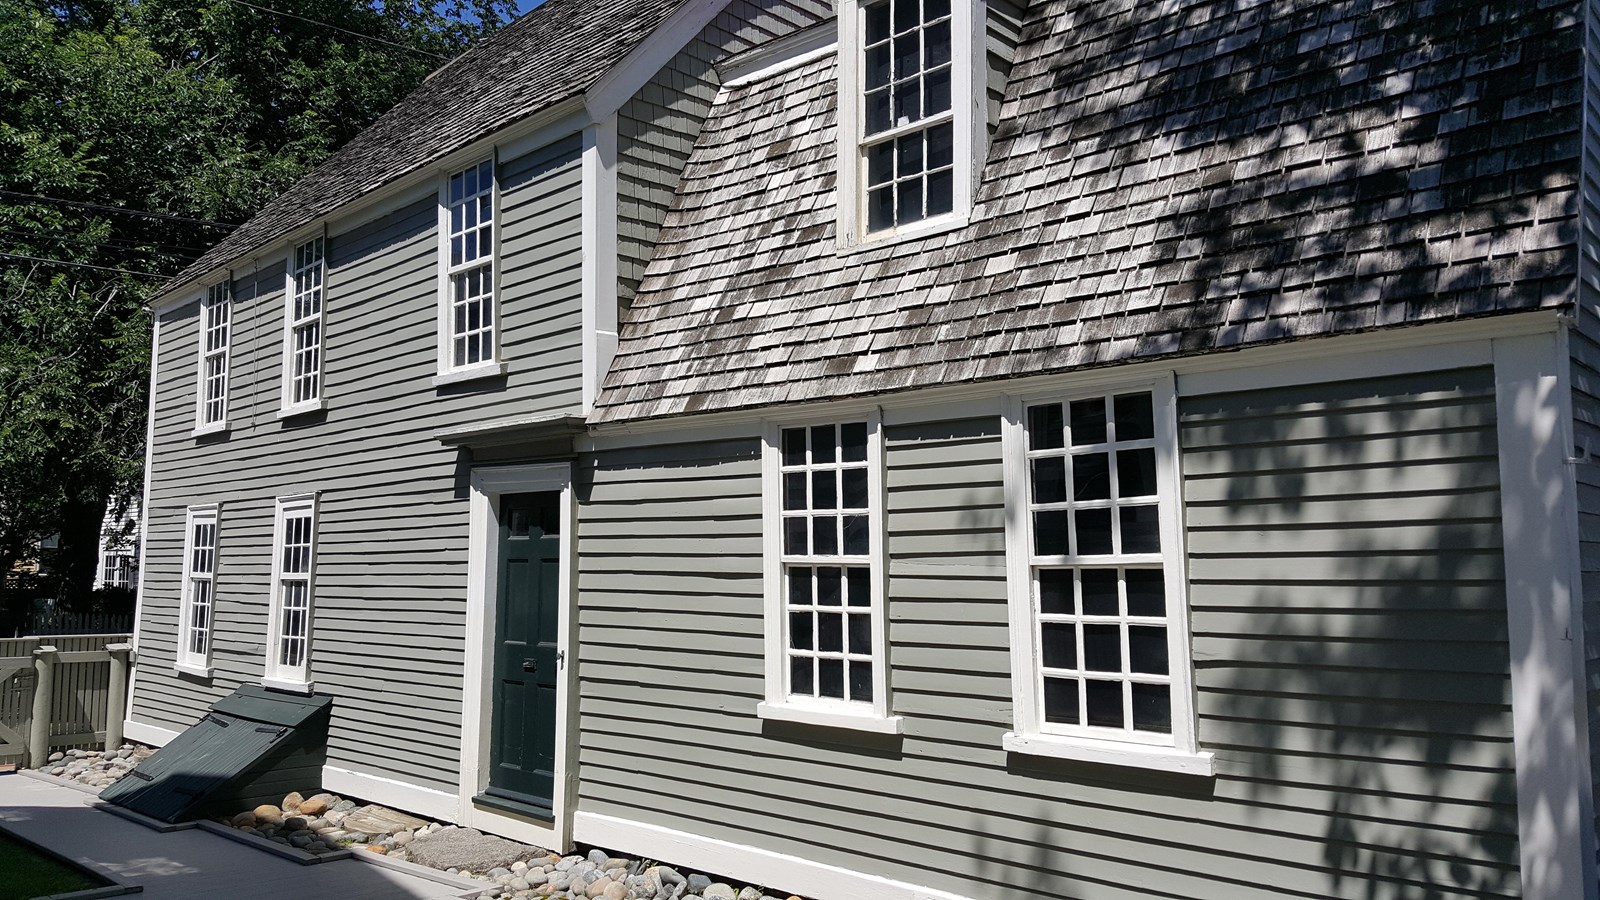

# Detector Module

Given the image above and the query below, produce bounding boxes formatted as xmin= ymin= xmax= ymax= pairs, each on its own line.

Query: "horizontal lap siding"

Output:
xmin=133 ymin=138 xmax=585 ymax=798
xmin=1572 ymin=324 xmax=1600 ymax=859
xmin=575 ymin=366 xmax=1517 ymax=900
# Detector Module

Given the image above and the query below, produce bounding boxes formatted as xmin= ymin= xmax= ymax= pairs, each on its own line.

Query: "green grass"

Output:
xmin=0 ymin=828 xmax=108 ymax=900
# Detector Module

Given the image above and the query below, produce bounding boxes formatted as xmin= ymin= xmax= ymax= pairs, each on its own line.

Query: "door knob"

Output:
xmin=522 ymin=658 xmax=537 ymax=672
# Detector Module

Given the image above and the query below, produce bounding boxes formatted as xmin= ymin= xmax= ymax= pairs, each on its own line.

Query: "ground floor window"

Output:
xmin=266 ymin=494 xmax=318 ymax=686
xmin=177 ymin=504 xmax=219 ymax=672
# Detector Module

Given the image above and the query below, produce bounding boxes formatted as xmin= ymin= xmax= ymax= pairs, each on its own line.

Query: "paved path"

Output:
xmin=0 ymin=772 xmax=474 ymax=899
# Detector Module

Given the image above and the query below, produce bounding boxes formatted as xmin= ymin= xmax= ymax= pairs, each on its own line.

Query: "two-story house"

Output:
xmin=126 ymin=0 xmax=1600 ymax=898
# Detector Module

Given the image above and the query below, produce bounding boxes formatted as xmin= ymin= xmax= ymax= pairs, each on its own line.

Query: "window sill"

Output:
xmin=260 ymin=676 xmax=314 ymax=694
xmin=1002 ymin=732 xmax=1215 ymax=776
xmin=836 ymin=212 xmax=969 ymax=256
xmin=276 ymin=400 xmax=327 ymax=420
xmin=756 ymin=701 xmax=903 ymax=735
xmin=173 ymin=661 xmax=213 ymax=679
xmin=190 ymin=421 xmax=229 ymax=439
xmin=432 ymin=362 xmax=508 ymax=388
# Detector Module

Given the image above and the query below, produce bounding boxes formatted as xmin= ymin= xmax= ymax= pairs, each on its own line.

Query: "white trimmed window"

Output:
xmin=759 ymin=416 xmax=899 ymax=733
xmin=438 ymin=159 xmax=498 ymax=376
xmin=177 ymin=504 xmax=219 ymax=675
xmin=1003 ymin=380 xmax=1211 ymax=774
xmin=265 ymin=494 xmax=318 ymax=689
xmin=839 ymin=0 xmax=979 ymax=243
xmin=282 ymin=237 xmax=326 ymax=411
xmin=195 ymin=281 xmax=231 ymax=432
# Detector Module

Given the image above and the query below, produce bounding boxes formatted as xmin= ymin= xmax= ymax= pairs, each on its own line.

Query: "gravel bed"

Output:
xmin=43 ymin=743 xmax=153 ymax=788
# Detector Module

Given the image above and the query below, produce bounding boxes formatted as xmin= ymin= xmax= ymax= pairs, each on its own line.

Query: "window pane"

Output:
xmin=924 ymin=67 xmax=951 ymax=115
xmin=841 ymin=423 xmax=868 ymax=462
xmin=842 ymin=515 xmax=869 ymax=555
xmin=849 ymin=661 xmax=874 ymax=703
xmin=1114 ymin=393 xmax=1155 ymax=441
xmin=789 ymin=566 xmax=813 ymax=604
xmin=812 ymin=425 xmax=837 ymax=462
xmin=1043 ymin=677 xmax=1079 ymax=724
xmin=1129 ymin=626 xmax=1169 ymax=675
xmin=1080 ymin=569 xmax=1118 ymax=615
xmin=846 ymin=567 xmax=871 ymax=606
xmin=867 ymin=140 xmax=894 ymax=186
xmin=868 ymin=186 xmax=895 ymax=231
xmin=1075 ymin=508 xmax=1113 ymax=555
xmin=927 ymin=170 xmax=954 ymax=217
xmin=819 ymin=658 xmax=844 ymax=698
xmin=812 ymin=469 xmax=838 ymax=510
xmin=866 ymin=44 xmax=891 ymax=90
xmin=865 ymin=89 xmax=891 ymax=135
xmin=819 ymin=613 xmax=843 ymax=652
xmin=925 ymin=0 xmax=949 ymax=19
xmin=1120 ymin=505 xmax=1161 ymax=554
xmin=926 ymin=121 xmax=954 ymax=168
xmin=813 ymin=516 xmax=839 ymax=555
xmin=898 ymin=177 xmax=924 ymax=225
xmin=1072 ymin=453 xmax=1111 ymax=501
xmin=1041 ymin=623 xmax=1077 ymax=669
xmin=1083 ymin=624 xmax=1121 ymax=672
xmin=783 ymin=472 xmax=807 ymax=510
xmin=896 ymin=131 xmax=924 ymax=175
xmin=1117 ymin=448 xmax=1158 ymax=498
xmin=1085 ymin=680 xmax=1124 ymax=728
xmin=893 ymin=0 xmax=917 ymax=33
xmin=791 ymin=656 xmax=814 ymax=696
xmin=865 ymin=0 xmax=890 ymax=43
xmin=784 ymin=517 xmax=808 ymax=555
xmin=1070 ymin=398 xmax=1108 ymax=445
xmin=1126 ymin=569 xmax=1166 ymax=616
xmin=842 ymin=467 xmax=868 ymax=509
xmin=789 ymin=612 xmax=813 ymax=650
xmin=848 ymin=612 xmax=872 ymax=654
xmin=817 ymin=567 xmax=843 ymax=605
xmin=1033 ymin=510 xmax=1069 ymax=556
xmin=925 ymin=19 xmax=951 ymax=66
xmin=1132 ymin=683 xmax=1172 ymax=734
xmin=782 ymin=427 xmax=807 ymax=466
xmin=892 ymin=77 xmax=920 ymax=126
xmin=1028 ymin=404 xmax=1064 ymax=450
xmin=1031 ymin=457 xmax=1066 ymax=504
xmin=1038 ymin=568 xmax=1073 ymax=614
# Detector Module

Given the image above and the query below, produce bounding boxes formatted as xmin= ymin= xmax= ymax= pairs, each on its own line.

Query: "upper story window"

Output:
xmin=759 ymin=415 xmax=901 ymax=734
xmin=1003 ymin=380 xmax=1212 ymax=775
xmin=840 ymin=0 xmax=978 ymax=244
xmin=438 ymin=159 xmax=499 ymax=377
xmin=195 ymin=281 xmax=231 ymax=433
xmin=265 ymin=494 xmax=318 ymax=689
xmin=177 ymin=503 xmax=219 ymax=676
xmin=283 ymin=237 xmax=326 ymax=412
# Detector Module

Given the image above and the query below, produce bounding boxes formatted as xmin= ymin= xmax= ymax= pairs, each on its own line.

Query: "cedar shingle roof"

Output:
xmin=157 ymin=0 xmax=689 ymax=302
xmin=594 ymin=0 xmax=1580 ymax=423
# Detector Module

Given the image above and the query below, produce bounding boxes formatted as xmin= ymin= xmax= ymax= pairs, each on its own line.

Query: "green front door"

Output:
xmin=488 ymin=491 xmax=561 ymax=812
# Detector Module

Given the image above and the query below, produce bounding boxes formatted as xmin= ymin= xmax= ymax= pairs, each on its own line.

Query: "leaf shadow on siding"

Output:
xmin=1180 ymin=370 xmax=1521 ymax=898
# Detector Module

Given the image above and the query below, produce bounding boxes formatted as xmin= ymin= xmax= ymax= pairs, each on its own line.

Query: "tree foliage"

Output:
xmin=0 ymin=0 xmax=516 ymax=611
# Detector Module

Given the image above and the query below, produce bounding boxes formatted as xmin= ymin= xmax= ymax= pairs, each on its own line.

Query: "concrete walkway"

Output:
xmin=0 ymin=772 xmax=477 ymax=899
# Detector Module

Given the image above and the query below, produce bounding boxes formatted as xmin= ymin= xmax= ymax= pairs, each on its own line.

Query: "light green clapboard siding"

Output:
xmin=131 ymin=135 xmax=584 ymax=794
xmin=573 ymin=366 xmax=1518 ymax=900
xmin=1570 ymin=321 xmax=1600 ymax=860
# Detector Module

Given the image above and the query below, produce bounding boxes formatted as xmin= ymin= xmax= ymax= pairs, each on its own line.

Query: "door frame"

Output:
xmin=461 ymin=462 xmax=575 ymax=849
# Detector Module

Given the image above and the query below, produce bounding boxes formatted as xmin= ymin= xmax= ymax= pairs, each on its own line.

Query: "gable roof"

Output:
xmin=593 ymin=0 xmax=1580 ymax=424
xmin=156 ymin=0 xmax=691 ymax=304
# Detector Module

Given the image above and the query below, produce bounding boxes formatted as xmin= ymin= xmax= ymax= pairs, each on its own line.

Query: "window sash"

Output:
xmin=441 ymin=160 xmax=497 ymax=371
xmin=267 ymin=498 xmax=317 ymax=684
xmin=179 ymin=508 xmax=218 ymax=668
xmin=198 ymin=283 xmax=230 ymax=426
xmin=285 ymin=238 xmax=325 ymax=408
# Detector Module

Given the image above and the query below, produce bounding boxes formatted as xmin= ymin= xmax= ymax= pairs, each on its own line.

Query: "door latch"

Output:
xmin=521 ymin=658 xmax=537 ymax=673
xmin=556 ymin=650 xmax=565 ymax=669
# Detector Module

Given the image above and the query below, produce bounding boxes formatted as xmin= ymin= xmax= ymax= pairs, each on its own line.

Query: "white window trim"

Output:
xmin=435 ymin=156 xmax=503 ymax=381
xmin=835 ymin=0 xmax=984 ymax=249
xmin=280 ymin=232 xmax=329 ymax=416
xmin=759 ymin=411 xmax=901 ymax=734
xmin=192 ymin=280 xmax=231 ymax=436
xmin=1000 ymin=373 xmax=1214 ymax=776
xmin=264 ymin=493 xmax=319 ymax=691
xmin=176 ymin=503 xmax=219 ymax=677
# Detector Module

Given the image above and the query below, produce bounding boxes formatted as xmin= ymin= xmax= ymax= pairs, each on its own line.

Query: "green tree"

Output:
xmin=0 ymin=0 xmax=515 ymax=622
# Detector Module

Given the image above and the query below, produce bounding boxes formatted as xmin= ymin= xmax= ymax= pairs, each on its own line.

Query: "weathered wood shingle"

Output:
xmin=595 ymin=0 xmax=1581 ymax=424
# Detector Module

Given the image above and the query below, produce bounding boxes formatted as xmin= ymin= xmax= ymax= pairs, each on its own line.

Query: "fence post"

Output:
xmin=29 ymin=645 xmax=57 ymax=768
xmin=104 ymin=643 xmax=131 ymax=752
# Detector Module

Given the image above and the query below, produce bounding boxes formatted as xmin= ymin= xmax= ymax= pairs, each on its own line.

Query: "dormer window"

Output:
xmin=840 ymin=0 xmax=979 ymax=244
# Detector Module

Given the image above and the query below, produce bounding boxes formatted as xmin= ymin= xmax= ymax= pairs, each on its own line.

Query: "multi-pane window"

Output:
xmin=777 ymin=422 xmax=879 ymax=706
xmin=284 ymin=237 xmax=325 ymax=409
xmin=178 ymin=505 xmax=219 ymax=671
xmin=267 ymin=496 xmax=317 ymax=685
xmin=197 ymin=282 xmax=231 ymax=428
xmin=101 ymin=554 xmax=136 ymax=589
xmin=1018 ymin=388 xmax=1190 ymax=747
xmin=443 ymin=160 xmax=496 ymax=371
xmin=861 ymin=0 xmax=955 ymax=231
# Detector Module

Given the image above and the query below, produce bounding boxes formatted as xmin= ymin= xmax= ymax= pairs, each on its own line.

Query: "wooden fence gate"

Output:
xmin=0 ymin=634 xmax=132 ymax=766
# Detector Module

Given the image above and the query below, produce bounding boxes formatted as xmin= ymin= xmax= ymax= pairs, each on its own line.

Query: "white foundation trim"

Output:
xmin=123 ymin=719 xmax=181 ymax=748
xmin=462 ymin=463 xmax=577 ymax=849
xmin=1491 ymin=331 xmax=1598 ymax=900
xmin=320 ymin=765 xmax=459 ymax=823
xmin=573 ymin=811 xmax=977 ymax=900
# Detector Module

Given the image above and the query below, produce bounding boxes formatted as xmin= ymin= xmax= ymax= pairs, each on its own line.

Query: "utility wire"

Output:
xmin=218 ymin=0 xmax=452 ymax=61
xmin=0 ymin=251 xmax=169 ymax=278
xmin=0 ymin=191 xmax=238 ymax=228
xmin=0 ymin=228 xmax=207 ymax=257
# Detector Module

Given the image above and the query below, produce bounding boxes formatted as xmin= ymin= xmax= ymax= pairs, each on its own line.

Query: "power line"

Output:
xmin=0 ymin=228 xmax=207 ymax=257
xmin=0 ymin=252 xmax=169 ymax=278
xmin=218 ymin=0 xmax=452 ymax=61
xmin=0 ymin=191 xmax=238 ymax=228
